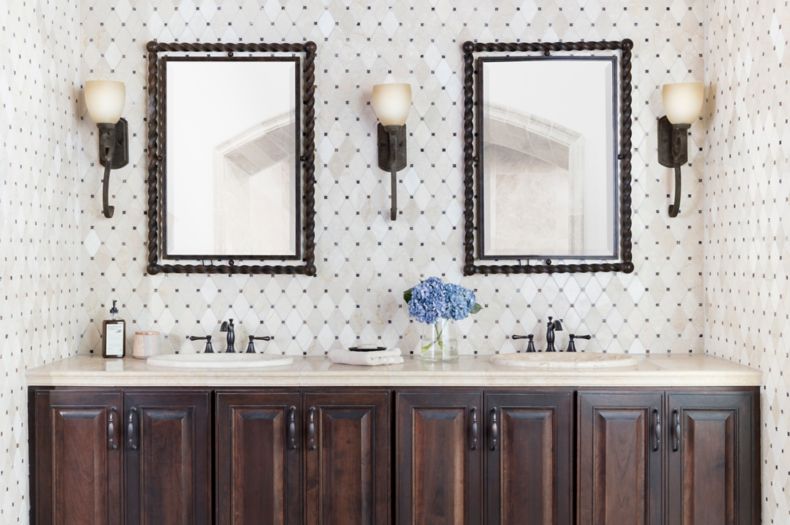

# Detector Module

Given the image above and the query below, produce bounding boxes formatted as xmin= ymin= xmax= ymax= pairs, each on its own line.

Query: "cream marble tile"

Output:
xmin=11 ymin=0 xmax=790 ymax=521
xmin=703 ymin=0 xmax=790 ymax=519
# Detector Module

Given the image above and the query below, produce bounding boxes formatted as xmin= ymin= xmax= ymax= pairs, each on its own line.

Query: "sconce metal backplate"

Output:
xmin=377 ymin=124 xmax=407 ymax=171
xmin=657 ymin=116 xmax=688 ymax=167
xmin=377 ymin=123 xmax=407 ymax=221
xmin=98 ymin=118 xmax=129 ymax=170
xmin=657 ymin=116 xmax=691 ymax=217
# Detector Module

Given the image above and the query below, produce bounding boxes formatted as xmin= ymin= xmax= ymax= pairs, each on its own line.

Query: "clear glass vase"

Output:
xmin=419 ymin=319 xmax=458 ymax=362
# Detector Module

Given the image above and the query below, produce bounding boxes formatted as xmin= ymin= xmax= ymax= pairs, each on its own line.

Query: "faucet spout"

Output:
xmin=545 ymin=316 xmax=563 ymax=352
xmin=220 ymin=319 xmax=236 ymax=353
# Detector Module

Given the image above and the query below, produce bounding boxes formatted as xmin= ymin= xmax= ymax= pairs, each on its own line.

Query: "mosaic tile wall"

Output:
xmin=0 ymin=1 xmax=84 ymax=522
xmin=78 ymin=0 xmax=706 ymax=358
xmin=703 ymin=0 xmax=789 ymax=520
xmin=8 ymin=0 xmax=790 ymax=522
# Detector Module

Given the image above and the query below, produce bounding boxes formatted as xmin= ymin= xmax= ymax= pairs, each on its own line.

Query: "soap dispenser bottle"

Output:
xmin=102 ymin=300 xmax=126 ymax=358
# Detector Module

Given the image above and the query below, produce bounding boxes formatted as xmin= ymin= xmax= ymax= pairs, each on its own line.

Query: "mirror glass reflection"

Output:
xmin=480 ymin=57 xmax=617 ymax=259
xmin=165 ymin=58 xmax=300 ymax=258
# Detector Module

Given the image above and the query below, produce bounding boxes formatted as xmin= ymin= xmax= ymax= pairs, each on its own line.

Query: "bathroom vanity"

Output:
xmin=27 ymin=355 xmax=760 ymax=525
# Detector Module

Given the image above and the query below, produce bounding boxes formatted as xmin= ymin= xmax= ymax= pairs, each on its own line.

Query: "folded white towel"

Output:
xmin=328 ymin=348 xmax=404 ymax=366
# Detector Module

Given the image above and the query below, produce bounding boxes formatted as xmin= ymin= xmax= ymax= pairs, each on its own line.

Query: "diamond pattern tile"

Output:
xmin=5 ymin=0 xmax=787 ymax=522
xmin=85 ymin=4 xmax=708 ymax=353
xmin=703 ymin=0 xmax=790 ymax=520
xmin=0 ymin=1 xmax=84 ymax=521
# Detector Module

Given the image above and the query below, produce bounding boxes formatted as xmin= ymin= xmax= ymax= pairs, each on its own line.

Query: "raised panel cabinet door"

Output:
xmin=215 ymin=392 xmax=303 ymax=525
xmin=667 ymin=391 xmax=759 ymax=525
xmin=124 ymin=390 xmax=211 ymax=525
xmin=304 ymin=391 xmax=391 ymax=525
xmin=396 ymin=391 xmax=483 ymax=525
xmin=577 ymin=391 xmax=663 ymax=525
xmin=484 ymin=392 xmax=573 ymax=525
xmin=31 ymin=389 xmax=123 ymax=525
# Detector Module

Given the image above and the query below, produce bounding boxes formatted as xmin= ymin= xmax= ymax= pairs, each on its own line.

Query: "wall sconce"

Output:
xmin=371 ymin=83 xmax=412 ymax=221
xmin=657 ymin=82 xmax=704 ymax=217
xmin=85 ymin=80 xmax=128 ymax=218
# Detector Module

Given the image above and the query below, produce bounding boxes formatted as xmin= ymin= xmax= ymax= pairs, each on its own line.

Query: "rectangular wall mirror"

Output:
xmin=146 ymin=42 xmax=317 ymax=275
xmin=463 ymin=40 xmax=634 ymax=275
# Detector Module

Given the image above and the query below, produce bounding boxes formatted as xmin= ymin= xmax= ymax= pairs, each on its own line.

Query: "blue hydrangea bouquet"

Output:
xmin=404 ymin=277 xmax=482 ymax=361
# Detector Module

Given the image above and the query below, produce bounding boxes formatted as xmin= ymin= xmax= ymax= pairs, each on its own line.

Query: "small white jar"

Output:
xmin=132 ymin=331 xmax=160 ymax=359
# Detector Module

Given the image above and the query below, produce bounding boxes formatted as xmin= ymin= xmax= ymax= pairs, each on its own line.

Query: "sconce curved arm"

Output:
xmin=102 ymin=163 xmax=115 ymax=219
xmin=668 ymin=165 xmax=682 ymax=218
xmin=388 ymin=128 xmax=398 ymax=220
xmin=99 ymin=124 xmax=116 ymax=218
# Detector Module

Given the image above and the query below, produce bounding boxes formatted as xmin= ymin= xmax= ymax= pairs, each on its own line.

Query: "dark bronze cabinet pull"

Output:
xmin=489 ymin=408 xmax=499 ymax=451
xmin=469 ymin=407 xmax=479 ymax=450
xmin=652 ymin=408 xmax=661 ymax=452
xmin=307 ymin=406 xmax=317 ymax=450
xmin=107 ymin=408 xmax=119 ymax=450
xmin=127 ymin=407 xmax=139 ymax=451
xmin=287 ymin=406 xmax=297 ymax=450
xmin=672 ymin=409 xmax=681 ymax=452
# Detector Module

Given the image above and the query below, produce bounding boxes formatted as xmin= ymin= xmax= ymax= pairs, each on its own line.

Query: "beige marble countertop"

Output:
xmin=26 ymin=354 xmax=761 ymax=387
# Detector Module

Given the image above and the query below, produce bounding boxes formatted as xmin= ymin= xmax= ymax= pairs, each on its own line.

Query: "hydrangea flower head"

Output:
xmin=405 ymin=277 xmax=481 ymax=324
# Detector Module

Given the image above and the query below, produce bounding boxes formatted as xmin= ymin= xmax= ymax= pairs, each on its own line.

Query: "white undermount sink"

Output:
xmin=490 ymin=352 xmax=640 ymax=369
xmin=147 ymin=353 xmax=293 ymax=369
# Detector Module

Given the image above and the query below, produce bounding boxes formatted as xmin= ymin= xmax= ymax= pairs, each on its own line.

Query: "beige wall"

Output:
xmin=703 ymin=0 xmax=790 ymax=520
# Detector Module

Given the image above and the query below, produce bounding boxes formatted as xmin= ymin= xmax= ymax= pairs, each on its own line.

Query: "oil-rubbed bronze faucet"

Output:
xmin=512 ymin=334 xmax=536 ymax=352
xmin=545 ymin=317 xmax=563 ymax=352
xmin=186 ymin=335 xmax=213 ymax=353
xmin=245 ymin=335 xmax=274 ymax=354
xmin=566 ymin=334 xmax=592 ymax=352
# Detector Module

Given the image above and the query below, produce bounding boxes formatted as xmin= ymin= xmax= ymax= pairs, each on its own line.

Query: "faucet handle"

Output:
xmin=566 ymin=334 xmax=591 ymax=353
xmin=245 ymin=335 xmax=274 ymax=354
xmin=512 ymin=334 xmax=536 ymax=353
xmin=186 ymin=335 xmax=214 ymax=354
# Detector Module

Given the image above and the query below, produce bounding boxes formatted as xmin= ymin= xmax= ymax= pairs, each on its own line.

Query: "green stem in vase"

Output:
xmin=421 ymin=321 xmax=444 ymax=353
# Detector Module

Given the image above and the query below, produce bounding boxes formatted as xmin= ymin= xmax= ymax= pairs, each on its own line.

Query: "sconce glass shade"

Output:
xmin=371 ymin=83 xmax=412 ymax=126
xmin=85 ymin=80 xmax=126 ymax=124
xmin=662 ymin=82 xmax=704 ymax=125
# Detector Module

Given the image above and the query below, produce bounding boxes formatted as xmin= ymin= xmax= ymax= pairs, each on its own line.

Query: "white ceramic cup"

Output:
xmin=132 ymin=331 xmax=160 ymax=359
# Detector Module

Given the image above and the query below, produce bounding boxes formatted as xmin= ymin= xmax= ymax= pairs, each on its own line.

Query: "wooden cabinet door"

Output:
xmin=396 ymin=391 xmax=483 ymax=525
xmin=31 ymin=389 xmax=123 ymax=525
xmin=484 ymin=392 xmax=573 ymax=525
xmin=577 ymin=391 xmax=663 ymax=525
xmin=215 ymin=391 xmax=303 ymax=525
xmin=304 ymin=391 xmax=391 ymax=525
xmin=124 ymin=390 xmax=211 ymax=525
xmin=667 ymin=391 xmax=759 ymax=525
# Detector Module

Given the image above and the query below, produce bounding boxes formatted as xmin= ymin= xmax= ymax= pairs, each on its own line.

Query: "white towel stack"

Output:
xmin=327 ymin=347 xmax=404 ymax=366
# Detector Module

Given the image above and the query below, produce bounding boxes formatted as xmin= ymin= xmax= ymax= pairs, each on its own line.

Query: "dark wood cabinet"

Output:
xmin=396 ymin=391 xmax=483 ymax=525
xmin=124 ymin=390 xmax=211 ymax=525
xmin=215 ymin=391 xmax=303 ymax=525
xmin=577 ymin=389 xmax=759 ymax=525
xmin=484 ymin=392 xmax=573 ymax=525
xmin=29 ymin=385 xmax=760 ymax=525
xmin=577 ymin=391 xmax=664 ymax=525
xmin=215 ymin=390 xmax=390 ymax=525
xmin=31 ymin=390 xmax=123 ymax=525
xmin=304 ymin=391 xmax=391 ymax=525
xmin=667 ymin=391 xmax=759 ymax=525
